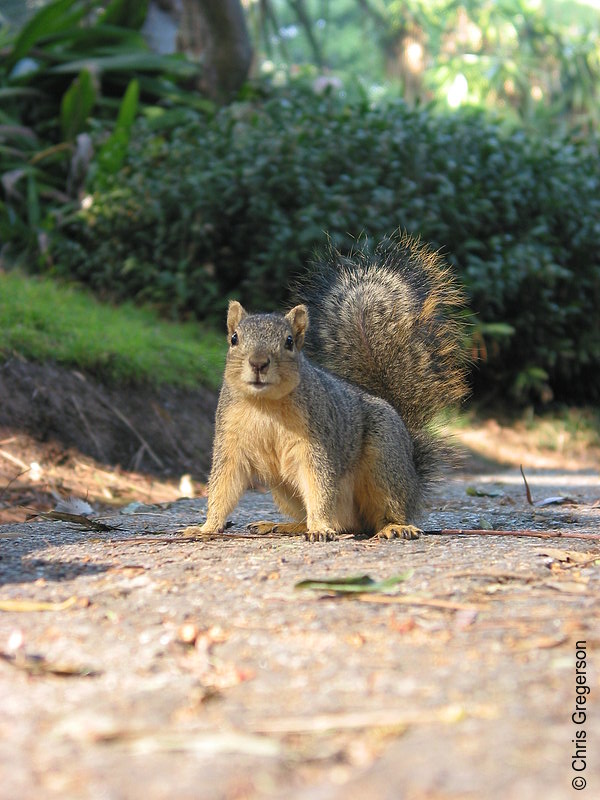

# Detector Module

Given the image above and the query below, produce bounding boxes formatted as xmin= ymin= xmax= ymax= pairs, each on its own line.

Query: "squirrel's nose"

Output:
xmin=249 ymin=356 xmax=271 ymax=374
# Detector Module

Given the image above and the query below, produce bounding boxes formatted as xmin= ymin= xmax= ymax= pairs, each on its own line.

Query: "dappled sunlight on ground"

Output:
xmin=2 ymin=409 xmax=598 ymax=525
xmin=454 ymin=415 xmax=600 ymax=472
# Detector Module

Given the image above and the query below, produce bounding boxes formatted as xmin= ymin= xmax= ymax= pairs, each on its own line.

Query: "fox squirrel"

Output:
xmin=189 ymin=232 xmax=467 ymax=541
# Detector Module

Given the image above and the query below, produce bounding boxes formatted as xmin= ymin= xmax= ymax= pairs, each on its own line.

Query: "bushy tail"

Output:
xmin=297 ymin=232 xmax=469 ymax=434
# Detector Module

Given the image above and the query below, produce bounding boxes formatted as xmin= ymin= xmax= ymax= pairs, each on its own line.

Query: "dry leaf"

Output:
xmin=454 ymin=608 xmax=479 ymax=629
xmin=543 ymin=581 xmax=589 ymax=594
xmin=253 ymin=703 xmax=474 ymax=734
xmin=466 ymin=486 xmax=504 ymax=498
xmin=538 ymin=548 xmax=599 ymax=565
xmin=534 ymin=496 xmax=576 ymax=508
xmin=345 ymin=632 xmax=367 ymax=647
xmin=0 ymin=651 xmax=100 ymax=677
xmin=54 ymin=497 xmax=95 ymax=516
xmin=295 ymin=573 xmax=412 ymax=595
xmin=36 ymin=511 xmax=119 ymax=531
xmin=356 ymin=595 xmax=481 ymax=611
xmin=512 ymin=634 xmax=568 ymax=651
xmin=0 ymin=596 xmax=78 ymax=612
xmin=177 ymin=623 xmax=199 ymax=645
xmin=99 ymin=730 xmax=281 ymax=758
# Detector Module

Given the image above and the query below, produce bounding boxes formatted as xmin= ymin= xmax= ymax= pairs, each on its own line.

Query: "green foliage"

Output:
xmin=254 ymin=0 xmax=600 ymax=135
xmin=6 ymin=0 xmax=85 ymax=69
xmin=95 ymin=78 xmax=139 ymax=182
xmin=0 ymin=0 xmax=208 ymax=257
xmin=100 ymin=0 xmax=150 ymax=29
xmin=49 ymin=88 xmax=600 ymax=404
xmin=60 ymin=69 xmax=97 ymax=140
xmin=0 ymin=270 xmax=225 ymax=389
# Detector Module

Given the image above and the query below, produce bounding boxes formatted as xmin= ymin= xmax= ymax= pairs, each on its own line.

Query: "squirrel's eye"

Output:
xmin=230 ymin=332 xmax=238 ymax=346
xmin=285 ymin=335 xmax=294 ymax=351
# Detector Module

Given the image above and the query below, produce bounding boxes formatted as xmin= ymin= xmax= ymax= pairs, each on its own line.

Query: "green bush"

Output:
xmin=49 ymin=89 xmax=600 ymax=404
xmin=0 ymin=0 xmax=208 ymax=256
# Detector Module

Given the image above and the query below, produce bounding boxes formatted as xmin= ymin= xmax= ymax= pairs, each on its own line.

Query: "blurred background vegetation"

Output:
xmin=1 ymin=0 xmax=599 ymax=406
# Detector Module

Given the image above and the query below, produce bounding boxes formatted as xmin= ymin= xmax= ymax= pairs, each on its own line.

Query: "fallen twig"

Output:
xmin=70 ymin=394 xmax=106 ymax=461
xmin=0 ymin=596 xmax=78 ymax=612
xmin=0 ymin=468 xmax=29 ymax=503
xmin=422 ymin=528 xmax=600 ymax=542
xmin=0 ymin=650 xmax=100 ymax=677
xmin=520 ymin=464 xmax=534 ymax=504
xmin=107 ymin=528 xmax=600 ymax=544
xmin=253 ymin=703 xmax=476 ymax=734
xmin=0 ymin=449 xmax=28 ymax=470
xmin=34 ymin=511 xmax=121 ymax=531
xmin=113 ymin=530 xmax=327 ymax=544
xmin=352 ymin=594 xmax=481 ymax=611
xmin=94 ymin=394 xmax=164 ymax=469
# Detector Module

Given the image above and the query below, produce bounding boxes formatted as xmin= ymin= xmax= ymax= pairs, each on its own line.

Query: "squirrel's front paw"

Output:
xmin=374 ymin=524 xmax=422 ymax=541
xmin=182 ymin=521 xmax=223 ymax=536
xmin=181 ymin=524 xmax=204 ymax=536
xmin=248 ymin=521 xmax=307 ymax=535
xmin=305 ymin=528 xmax=338 ymax=542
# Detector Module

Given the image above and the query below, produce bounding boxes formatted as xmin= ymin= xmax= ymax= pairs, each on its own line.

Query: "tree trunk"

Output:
xmin=178 ymin=0 xmax=253 ymax=101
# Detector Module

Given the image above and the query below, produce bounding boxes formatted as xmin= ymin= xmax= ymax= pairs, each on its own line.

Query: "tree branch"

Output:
xmin=289 ymin=0 xmax=324 ymax=67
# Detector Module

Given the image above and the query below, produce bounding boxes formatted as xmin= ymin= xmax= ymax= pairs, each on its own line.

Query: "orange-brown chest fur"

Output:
xmin=220 ymin=393 xmax=310 ymax=490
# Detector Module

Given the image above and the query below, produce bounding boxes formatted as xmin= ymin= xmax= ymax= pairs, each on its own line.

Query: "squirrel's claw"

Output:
xmin=374 ymin=524 xmax=422 ymax=541
xmin=182 ymin=521 xmax=226 ymax=536
xmin=305 ymin=528 xmax=339 ymax=542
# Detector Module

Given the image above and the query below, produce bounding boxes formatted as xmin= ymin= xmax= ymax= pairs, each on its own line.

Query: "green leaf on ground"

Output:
xmin=295 ymin=573 xmax=412 ymax=595
xmin=466 ymin=486 xmax=504 ymax=497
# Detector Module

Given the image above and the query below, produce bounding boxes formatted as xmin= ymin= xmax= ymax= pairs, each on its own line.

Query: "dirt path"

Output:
xmin=0 ymin=464 xmax=598 ymax=800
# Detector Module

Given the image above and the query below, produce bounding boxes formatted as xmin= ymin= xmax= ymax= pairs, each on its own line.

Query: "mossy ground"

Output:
xmin=0 ymin=270 xmax=226 ymax=390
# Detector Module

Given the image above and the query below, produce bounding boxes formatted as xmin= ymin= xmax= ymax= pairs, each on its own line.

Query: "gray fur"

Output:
xmin=203 ymin=231 xmax=468 ymax=536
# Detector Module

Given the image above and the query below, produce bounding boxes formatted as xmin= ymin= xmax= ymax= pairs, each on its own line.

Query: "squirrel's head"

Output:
xmin=223 ymin=300 xmax=308 ymax=400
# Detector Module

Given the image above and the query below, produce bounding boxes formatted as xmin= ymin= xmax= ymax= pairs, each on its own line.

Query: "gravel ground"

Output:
xmin=0 ymin=465 xmax=598 ymax=800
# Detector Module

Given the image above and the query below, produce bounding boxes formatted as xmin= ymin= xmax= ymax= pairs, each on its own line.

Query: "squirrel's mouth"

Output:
xmin=247 ymin=380 xmax=269 ymax=389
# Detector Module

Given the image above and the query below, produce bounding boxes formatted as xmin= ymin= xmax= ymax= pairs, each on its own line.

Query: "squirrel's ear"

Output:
xmin=285 ymin=304 xmax=309 ymax=350
xmin=227 ymin=300 xmax=247 ymax=335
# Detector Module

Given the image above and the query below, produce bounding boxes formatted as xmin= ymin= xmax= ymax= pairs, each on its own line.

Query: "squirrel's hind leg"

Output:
xmin=247 ymin=520 xmax=307 ymax=535
xmin=354 ymin=432 xmax=423 ymax=541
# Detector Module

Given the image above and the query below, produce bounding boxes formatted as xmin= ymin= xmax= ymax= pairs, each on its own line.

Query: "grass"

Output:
xmin=3 ymin=270 xmax=599 ymax=462
xmin=449 ymin=405 xmax=600 ymax=471
xmin=526 ymin=407 xmax=600 ymax=452
xmin=0 ymin=270 xmax=226 ymax=390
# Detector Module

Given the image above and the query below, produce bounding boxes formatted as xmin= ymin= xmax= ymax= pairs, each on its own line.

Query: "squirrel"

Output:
xmin=188 ymin=232 xmax=468 ymax=542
